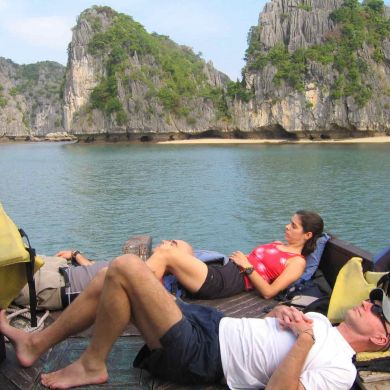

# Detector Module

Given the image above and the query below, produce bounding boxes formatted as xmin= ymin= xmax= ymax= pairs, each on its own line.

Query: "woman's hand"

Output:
xmin=229 ymin=251 xmax=252 ymax=269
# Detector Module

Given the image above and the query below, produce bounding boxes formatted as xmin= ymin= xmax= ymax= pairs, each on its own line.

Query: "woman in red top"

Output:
xmin=146 ymin=210 xmax=324 ymax=299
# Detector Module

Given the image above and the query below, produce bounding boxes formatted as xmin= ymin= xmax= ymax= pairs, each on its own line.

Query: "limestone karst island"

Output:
xmin=0 ymin=0 xmax=390 ymax=143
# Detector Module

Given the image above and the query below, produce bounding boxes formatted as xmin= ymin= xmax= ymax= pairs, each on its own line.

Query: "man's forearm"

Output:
xmin=73 ymin=251 xmax=94 ymax=266
xmin=266 ymin=332 xmax=314 ymax=390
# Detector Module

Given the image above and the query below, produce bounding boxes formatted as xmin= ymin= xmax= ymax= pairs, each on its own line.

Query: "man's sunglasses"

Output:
xmin=370 ymin=299 xmax=390 ymax=339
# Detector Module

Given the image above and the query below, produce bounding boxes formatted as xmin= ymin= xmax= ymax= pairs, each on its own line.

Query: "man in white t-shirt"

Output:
xmin=219 ymin=311 xmax=356 ymax=389
xmin=1 ymin=254 xmax=389 ymax=389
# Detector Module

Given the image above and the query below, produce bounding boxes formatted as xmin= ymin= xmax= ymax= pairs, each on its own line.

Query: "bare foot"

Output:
xmin=41 ymin=358 xmax=108 ymax=389
xmin=0 ymin=309 xmax=41 ymax=367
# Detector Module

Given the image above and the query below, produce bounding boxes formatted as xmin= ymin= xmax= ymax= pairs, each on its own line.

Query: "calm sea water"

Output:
xmin=0 ymin=142 xmax=389 ymax=260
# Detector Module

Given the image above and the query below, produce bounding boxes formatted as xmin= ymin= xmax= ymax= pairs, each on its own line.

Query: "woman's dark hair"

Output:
xmin=296 ymin=210 xmax=324 ymax=256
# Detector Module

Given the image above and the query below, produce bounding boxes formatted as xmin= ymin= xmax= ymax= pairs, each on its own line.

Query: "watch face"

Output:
xmin=245 ymin=267 xmax=254 ymax=275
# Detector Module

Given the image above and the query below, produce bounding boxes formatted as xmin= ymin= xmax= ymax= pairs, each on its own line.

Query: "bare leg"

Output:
xmin=146 ymin=244 xmax=208 ymax=293
xmin=0 ymin=267 xmax=107 ymax=367
xmin=41 ymin=254 xmax=183 ymax=389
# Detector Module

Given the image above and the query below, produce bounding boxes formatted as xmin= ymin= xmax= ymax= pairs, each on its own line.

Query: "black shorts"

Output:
xmin=191 ymin=261 xmax=245 ymax=299
xmin=133 ymin=300 xmax=225 ymax=385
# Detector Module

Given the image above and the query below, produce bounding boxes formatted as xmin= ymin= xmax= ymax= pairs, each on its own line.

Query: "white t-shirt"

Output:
xmin=219 ymin=312 xmax=356 ymax=390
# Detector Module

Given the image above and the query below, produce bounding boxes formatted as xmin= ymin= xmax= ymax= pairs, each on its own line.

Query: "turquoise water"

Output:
xmin=0 ymin=142 xmax=389 ymax=260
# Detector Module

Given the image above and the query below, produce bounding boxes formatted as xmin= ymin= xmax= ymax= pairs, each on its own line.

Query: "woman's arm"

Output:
xmin=248 ymin=258 xmax=305 ymax=299
xmin=230 ymin=251 xmax=306 ymax=299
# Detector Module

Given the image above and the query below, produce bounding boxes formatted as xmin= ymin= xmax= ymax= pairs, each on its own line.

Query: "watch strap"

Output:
xmin=244 ymin=266 xmax=254 ymax=276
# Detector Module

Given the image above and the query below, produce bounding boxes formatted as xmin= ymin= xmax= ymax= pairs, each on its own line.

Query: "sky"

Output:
xmin=0 ymin=0 xmax=266 ymax=81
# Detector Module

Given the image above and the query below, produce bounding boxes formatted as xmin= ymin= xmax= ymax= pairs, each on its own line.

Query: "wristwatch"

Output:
xmin=71 ymin=250 xmax=80 ymax=261
xmin=244 ymin=266 xmax=254 ymax=276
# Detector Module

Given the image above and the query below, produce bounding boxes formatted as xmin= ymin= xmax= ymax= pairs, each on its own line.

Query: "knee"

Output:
xmin=109 ymin=254 xmax=145 ymax=278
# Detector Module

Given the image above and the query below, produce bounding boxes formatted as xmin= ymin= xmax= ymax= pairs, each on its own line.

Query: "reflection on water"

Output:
xmin=0 ymin=142 xmax=389 ymax=260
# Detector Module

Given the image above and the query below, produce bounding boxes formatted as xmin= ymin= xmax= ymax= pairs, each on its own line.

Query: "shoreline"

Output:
xmin=157 ymin=136 xmax=390 ymax=145
xmin=2 ymin=135 xmax=390 ymax=145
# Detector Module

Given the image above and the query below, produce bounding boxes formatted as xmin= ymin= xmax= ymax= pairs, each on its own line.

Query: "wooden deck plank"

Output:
xmin=19 ymin=336 xmax=152 ymax=390
xmin=188 ymin=291 xmax=277 ymax=318
xmin=0 ymin=344 xmax=43 ymax=390
xmin=0 ymin=334 xmax=5 ymax=363
xmin=0 ymin=372 xmax=19 ymax=390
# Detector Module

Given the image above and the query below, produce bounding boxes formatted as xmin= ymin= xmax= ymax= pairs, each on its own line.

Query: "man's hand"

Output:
xmin=55 ymin=250 xmax=73 ymax=260
xmin=55 ymin=250 xmax=94 ymax=266
xmin=229 ymin=251 xmax=251 ymax=268
xmin=267 ymin=305 xmax=313 ymax=331
xmin=272 ymin=305 xmax=314 ymax=340
xmin=281 ymin=315 xmax=314 ymax=339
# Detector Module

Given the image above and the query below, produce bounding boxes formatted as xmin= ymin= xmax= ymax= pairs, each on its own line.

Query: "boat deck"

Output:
xmin=0 ymin=235 xmax=386 ymax=389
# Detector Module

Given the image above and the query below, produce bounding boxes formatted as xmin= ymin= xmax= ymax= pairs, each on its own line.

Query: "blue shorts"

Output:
xmin=133 ymin=300 xmax=225 ymax=385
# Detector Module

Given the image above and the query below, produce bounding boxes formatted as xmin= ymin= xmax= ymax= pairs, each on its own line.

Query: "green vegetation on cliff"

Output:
xmin=13 ymin=62 xmax=64 ymax=98
xmin=226 ymin=79 xmax=254 ymax=102
xmin=245 ymin=0 xmax=390 ymax=107
xmin=1 ymin=62 xmax=63 ymax=111
xmin=84 ymin=6 xmax=230 ymax=122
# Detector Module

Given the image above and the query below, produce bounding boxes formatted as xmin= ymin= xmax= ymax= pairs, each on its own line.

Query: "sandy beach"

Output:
xmin=158 ymin=136 xmax=390 ymax=145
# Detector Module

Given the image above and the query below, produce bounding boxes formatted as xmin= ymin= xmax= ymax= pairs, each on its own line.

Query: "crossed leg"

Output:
xmin=40 ymin=254 xmax=183 ymax=389
xmin=0 ymin=241 xmax=207 ymax=374
xmin=0 ymin=266 xmax=108 ymax=368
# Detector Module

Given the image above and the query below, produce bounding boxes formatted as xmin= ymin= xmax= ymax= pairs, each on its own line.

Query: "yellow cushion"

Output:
xmin=357 ymin=350 xmax=390 ymax=362
xmin=0 ymin=204 xmax=30 ymax=266
xmin=327 ymin=257 xmax=376 ymax=324
xmin=365 ymin=271 xmax=389 ymax=285
xmin=0 ymin=204 xmax=44 ymax=308
xmin=327 ymin=257 xmax=388 ymax=324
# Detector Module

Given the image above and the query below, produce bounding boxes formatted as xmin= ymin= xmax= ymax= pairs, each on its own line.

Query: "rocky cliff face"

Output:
xmin=235 ymin=0 xmax=390 ymax=138
xmin=259 ymin=0 xmax=342 ymax=52
xmin=64 ymin=7 xmax=231 ymax=140
xmin=2 ymin=1 xmax=389 ymax=140
xmin=0 ymin=58 xmax=65 ymax=140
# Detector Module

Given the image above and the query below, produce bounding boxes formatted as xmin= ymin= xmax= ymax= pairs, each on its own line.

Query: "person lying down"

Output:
xmin=14 ymin=210 xmax=324 ymax=310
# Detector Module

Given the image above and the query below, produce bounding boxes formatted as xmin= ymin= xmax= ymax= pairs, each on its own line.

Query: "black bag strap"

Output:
xmin=58 ymin=267 xmax=70 ymax=287
xmin=18 ymin=228 xmax=38 ymax=327
xmin=377 ymin=273 xmax=390 ymax=296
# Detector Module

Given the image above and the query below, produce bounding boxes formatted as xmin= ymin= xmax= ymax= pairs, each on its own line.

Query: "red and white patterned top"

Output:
xmin=244 ymin=241 xmax=304 ymax=290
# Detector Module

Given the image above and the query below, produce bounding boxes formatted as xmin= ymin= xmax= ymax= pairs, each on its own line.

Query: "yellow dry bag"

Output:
xmin=0 ymin=204 xmax=43 ymax=323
